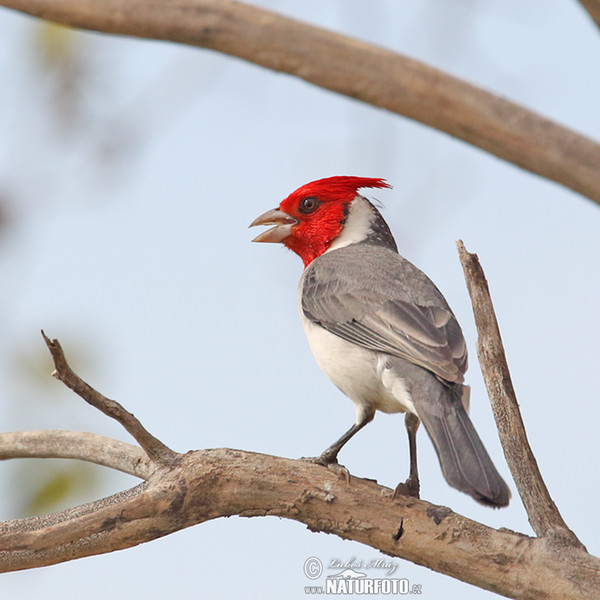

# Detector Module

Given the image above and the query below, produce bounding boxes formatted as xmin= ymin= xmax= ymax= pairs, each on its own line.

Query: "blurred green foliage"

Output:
xmin=24 ymin=462 xmax=96 ymax=516
xmin=35 ymin=22 xmax=78 ymax=69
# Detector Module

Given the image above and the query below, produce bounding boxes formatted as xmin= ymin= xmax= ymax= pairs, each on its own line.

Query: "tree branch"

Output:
xmin=0 ymin=448 xmax=598 ymax=598
xmin=1 ymin=0 xmax=600 ymax=204
xmin=578 ymin=0 xmax=600 ymax=29
xmin=457 ymin=241 xmax=585 ymax=551
xmin=0 ymin=430 xmax=152 ymax=479
xmin=41 ymin=331 xmax=179 ymax=466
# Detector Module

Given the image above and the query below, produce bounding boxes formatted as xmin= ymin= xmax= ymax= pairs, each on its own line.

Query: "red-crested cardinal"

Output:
xmin=250 ymin=176 xmax=510 ymax=507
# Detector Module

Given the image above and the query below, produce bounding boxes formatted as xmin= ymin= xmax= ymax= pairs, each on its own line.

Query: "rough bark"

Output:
xmin=1 ymin=447 xmax=599 ymax=599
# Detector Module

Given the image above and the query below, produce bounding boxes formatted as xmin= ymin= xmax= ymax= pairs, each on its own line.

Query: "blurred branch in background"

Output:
xmin=1 ymin=0 xmax=599 ymax=205
xmin=578 ymin=0 xmax=600 ymax=28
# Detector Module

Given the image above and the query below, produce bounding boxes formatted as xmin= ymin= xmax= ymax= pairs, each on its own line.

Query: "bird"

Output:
xmin=249 ymin=176 xmax=510 ymax=507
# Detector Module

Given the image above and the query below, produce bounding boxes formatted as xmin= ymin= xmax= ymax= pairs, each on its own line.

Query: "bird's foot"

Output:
xmin=301 ymin=454 xmax=351 ymax=483
xmin=393 ymin=475 xmax=420 ymax=500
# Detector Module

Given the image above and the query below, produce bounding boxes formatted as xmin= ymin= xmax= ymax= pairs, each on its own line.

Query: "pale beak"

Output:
xmin=249 ymin=208 xmax=298 ymax=243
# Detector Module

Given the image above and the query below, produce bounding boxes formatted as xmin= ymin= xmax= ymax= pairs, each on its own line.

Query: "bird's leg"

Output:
xmin=393 ymin=413 xmax=421 ymax=499
xmin=315 ymin=421 xmax=369 ymax=465
xmin=303 ymin=407 xmax=374 ymax=473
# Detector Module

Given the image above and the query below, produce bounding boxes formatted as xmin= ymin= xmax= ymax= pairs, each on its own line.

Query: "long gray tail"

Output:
xmin=415 ymin=387 xmax=510 ymax=507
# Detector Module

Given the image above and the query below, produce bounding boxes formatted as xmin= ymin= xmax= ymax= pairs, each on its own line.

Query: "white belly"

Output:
xmin=300 ymin=314 xmax=417 ymax=422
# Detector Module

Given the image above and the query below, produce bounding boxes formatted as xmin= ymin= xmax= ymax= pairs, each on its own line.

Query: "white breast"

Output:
xmin=299 ymin=311 xmax=417 ymax=423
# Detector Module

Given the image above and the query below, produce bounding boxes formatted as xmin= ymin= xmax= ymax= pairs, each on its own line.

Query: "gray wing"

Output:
xmin=301 ymin=245 xmax=468 ymax=384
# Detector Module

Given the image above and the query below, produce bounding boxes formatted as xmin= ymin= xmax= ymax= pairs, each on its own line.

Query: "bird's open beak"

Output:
xmin=249 ymin=208 xmax=298 ymax=243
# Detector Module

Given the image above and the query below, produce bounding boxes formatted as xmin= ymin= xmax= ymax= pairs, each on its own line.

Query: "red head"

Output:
xmin=250 ymin=176 xmax=392 ymax=266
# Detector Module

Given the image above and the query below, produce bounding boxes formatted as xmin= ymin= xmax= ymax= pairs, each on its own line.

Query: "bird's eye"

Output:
xmin=299 ymin=196 xmax=320 ymax=214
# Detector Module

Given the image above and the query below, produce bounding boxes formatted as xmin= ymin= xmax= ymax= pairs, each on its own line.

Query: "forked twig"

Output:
xmin=41 ymin=331 xmax=180 ymax=466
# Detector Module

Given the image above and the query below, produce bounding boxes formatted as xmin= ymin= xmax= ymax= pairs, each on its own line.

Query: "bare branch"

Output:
xmin=0 ymin=430 xmax=152 ymax=479
xmin=1 ymin=0 xmax=599 ymax=204
xmin=578 ymin=0 xmax=600 ymax=29
xmin=0 ymin=319 xmax=596 ymax=596
xmin=0 ymin=449 xmax=598 ymax=599
xmin=41 ymin=331 xmax=179 ymax=466
xmin=456 ymin=241 xmax=584 ymax=550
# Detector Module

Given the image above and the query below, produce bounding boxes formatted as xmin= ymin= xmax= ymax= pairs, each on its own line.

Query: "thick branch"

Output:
xmin=42 ymin=332 xmax=179 ymax=466
xmin=457 ymin=241 xmax=584 ymax=550
xmin=0 ymin=430 xmax=152 ymax=479
xmin=1 ymin=0 xmax=600 ymax=204
xmin=0 ymin=449 xmax=598 ymax=599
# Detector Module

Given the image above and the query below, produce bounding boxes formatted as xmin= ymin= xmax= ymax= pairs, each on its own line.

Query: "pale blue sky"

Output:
xmin=1 ymin=1 xmax=599 ymax=598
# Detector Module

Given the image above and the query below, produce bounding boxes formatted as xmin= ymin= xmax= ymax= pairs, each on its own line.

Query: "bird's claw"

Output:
xmin=300 ymin=454 xmax=334 ymax=467
xmin=325 ymin=462 xmax=351 ymax=483
xmin=300 ymin=455 xmax=351 ymax=483
xmin=393 ymin=476 xmax=420 ymax=500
